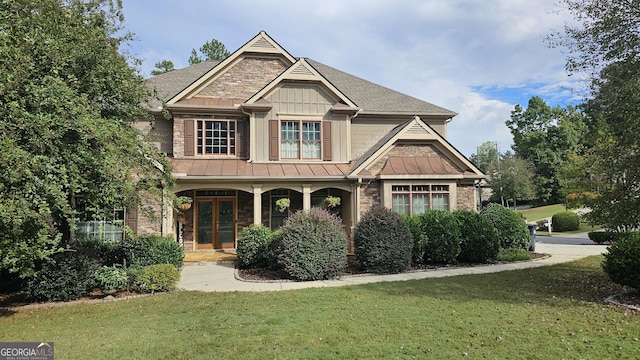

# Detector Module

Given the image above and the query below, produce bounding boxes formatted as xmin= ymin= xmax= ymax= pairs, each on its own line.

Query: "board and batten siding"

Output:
xmin=253 ymin=83 xmax=349 ymax=162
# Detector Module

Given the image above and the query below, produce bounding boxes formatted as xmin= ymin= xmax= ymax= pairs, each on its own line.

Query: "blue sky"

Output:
xmin=120 ymin=0 xmax=583 ymax=157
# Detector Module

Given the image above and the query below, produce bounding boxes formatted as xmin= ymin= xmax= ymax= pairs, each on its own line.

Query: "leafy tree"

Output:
xmin=0 ymin=0 xmax=172 ymax=277
xmin=151 ymin=60 xmax=175 ymax=75
xmin=487 ymin=153 xmax=535 ymax=209
xmin=506 ymin=96 xmax=587 ymax=204
xmin=550 ymin=0 xmax=640 ymax=230
xmin=188 ymin=38 xmax=230 ymax=65
xmin=469 ymin=141 xmax=499 ymax=173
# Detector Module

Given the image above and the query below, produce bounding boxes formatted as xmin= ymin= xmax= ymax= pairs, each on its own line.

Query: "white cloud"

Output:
xmin=121 ymin=0 xmax=582 ymax=156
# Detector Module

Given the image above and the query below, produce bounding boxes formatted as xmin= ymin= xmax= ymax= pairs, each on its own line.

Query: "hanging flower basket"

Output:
xmin=175 ymin=196 xmax=192 ymax=211
xmin=275 ymin=198 xmax=290 ymax=213
xmin=324 ymin=196 xmax=341 ymax=208
xmin=178 ymin=203 xmax=191 ymax=211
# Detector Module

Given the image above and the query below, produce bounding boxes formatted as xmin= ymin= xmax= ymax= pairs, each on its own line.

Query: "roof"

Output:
xmin=146 ymin=58 xmax=456 ymax=117
xmin=379 ymin=156 xmax=473 ymax=177
xmin=172 ymin=159 xmax=351 ymax=179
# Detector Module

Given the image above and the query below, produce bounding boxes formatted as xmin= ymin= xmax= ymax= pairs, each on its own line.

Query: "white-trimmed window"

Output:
xmin=391 ymin=184 xmax=450 ymax=215
xmin=197 ymin=120 xmax=236 ymax=155
xmin=76 ymin=208 xmax=126 ymax=242
xmin=281 ymin=120 xmax=321 ymax=159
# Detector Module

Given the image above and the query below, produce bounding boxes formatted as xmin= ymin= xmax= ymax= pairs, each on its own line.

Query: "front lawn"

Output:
xmin=1 ymin=256 xmax=637 ymax=359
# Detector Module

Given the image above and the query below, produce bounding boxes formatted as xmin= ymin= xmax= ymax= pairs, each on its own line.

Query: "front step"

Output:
xmin=184 ymin=251 xmax=237 ymax=263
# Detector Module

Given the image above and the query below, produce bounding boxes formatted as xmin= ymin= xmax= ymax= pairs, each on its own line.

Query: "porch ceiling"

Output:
xmin=172 ymin=159 xmax=352 ymax=178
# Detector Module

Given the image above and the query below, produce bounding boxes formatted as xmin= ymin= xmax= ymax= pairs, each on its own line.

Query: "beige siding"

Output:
xmin=351 ymin=119 xmax=399 ymax=160
xmin=254 ymin=83 xmax=349 ymax=162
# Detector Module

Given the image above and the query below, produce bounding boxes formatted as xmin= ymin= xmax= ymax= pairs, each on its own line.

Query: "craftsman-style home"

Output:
xmin=133 ymin=31 xmax=484 ymax=252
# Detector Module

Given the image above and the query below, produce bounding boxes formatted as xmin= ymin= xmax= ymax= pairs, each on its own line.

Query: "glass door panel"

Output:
xmin=197 ymin=200 xmax=213 ymax=248
xmin=217 ymin=200 xmax=235 ymax=248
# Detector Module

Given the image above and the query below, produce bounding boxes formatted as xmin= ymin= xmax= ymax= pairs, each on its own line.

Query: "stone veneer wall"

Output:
xmin=456 ymin=184 xmax=477 ymax=211
xmin=359 ymin=180 xmax=381 ymax=216
xmin=367 ymin=144 xmax=463 ymax=176
xmin=199 ymin=57 xmax=288 ymax=100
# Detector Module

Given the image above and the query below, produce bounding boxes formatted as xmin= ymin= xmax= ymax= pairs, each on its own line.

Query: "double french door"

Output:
xmin=196 ymin=198 xmax=236 ymax=249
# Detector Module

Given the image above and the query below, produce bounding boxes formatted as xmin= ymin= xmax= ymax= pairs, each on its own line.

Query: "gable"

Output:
xmin=266 ymin=83 xmax=337 ymax=115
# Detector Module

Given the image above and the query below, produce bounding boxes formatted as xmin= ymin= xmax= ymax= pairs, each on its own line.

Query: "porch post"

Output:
xmin=252 ymin=184 xmax=262 ymax=225
xmin=302 ymin=184 xmax=312 ymax=211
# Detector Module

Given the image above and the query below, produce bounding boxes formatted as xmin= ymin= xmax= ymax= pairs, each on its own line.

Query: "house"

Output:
xmin=133 ymin=31 xmax=484 ymax=252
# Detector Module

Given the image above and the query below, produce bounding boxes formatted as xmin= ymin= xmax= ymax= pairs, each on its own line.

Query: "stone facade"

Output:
xmin=359 ymin=180 xmax=381 ymax=216
xmin=456 ymin=184 xmax=477 ymax=211
xmin=199 ymin=57 xmax=288 ymax=100
xmin=366 ymin=143 xmax=463 ymax=176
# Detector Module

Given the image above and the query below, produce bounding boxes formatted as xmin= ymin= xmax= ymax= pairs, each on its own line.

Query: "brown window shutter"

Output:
xmin=184 ymin=120 xmax=195 ymax=156
xmin=322 ymin=121 xmax=332 ymax=161
xmin=125 ymin=207 xmax=138 ymax=234
xmin=269 ymin=120 xmax=279 ymax=161
xmin=237 ymin=119 xmax=248 ymax=159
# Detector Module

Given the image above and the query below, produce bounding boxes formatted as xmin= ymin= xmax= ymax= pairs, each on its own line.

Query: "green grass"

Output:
xmin=521 ymin=204 xmax=566 ymax=222
xmin=1 ymin=256 xmax=638 ymax=359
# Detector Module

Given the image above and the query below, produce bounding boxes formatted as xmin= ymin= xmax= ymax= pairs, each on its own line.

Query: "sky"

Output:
xmin=120 ymin=0 xmax=584 ymax=157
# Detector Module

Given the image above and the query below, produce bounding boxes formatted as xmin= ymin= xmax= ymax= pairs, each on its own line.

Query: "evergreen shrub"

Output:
xmin=237 ymin=225 xmax=273 ymax=268
xmin=416 ymin=210 xmax=461 ymax=264
xmin=402 ymin=214 xmax=427 ymax=264
xmin=551 ymin=211 xmax=580 ymax=232
xmin=602 ymin=232 xmax=640 ymax=291
xmin=453 ymin=210 xmax=500 ymax=263
xmin=354 ymin=206 xmax=412 ymax=274
xmin=480 ymin=204 xmax=529 ymax=250
xmin=133 ymin=264 xmax=180 ymax=293
xmin=274 ymin=208 xmax=347 ymax=281
xmin=111 ymin=234 xmax=184 ymax=268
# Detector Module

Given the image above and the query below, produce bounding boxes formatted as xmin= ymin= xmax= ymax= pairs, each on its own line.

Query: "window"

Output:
xmin=281 ymin=120 xmax=321 ymax=159
xmin=76 ymin=208 xmax=126 ymax=242
xmin=391 ymin=184 xmax=450 ymax=215
xmin=197 ymin=120 xmax=235 ymax=155
xmin=270 ymin=190 xmax=290 ymax=230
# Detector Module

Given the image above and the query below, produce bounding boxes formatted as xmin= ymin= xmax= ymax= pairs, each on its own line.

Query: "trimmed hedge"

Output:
xmin=354 ymin=206 xmax=412 ymax=274
xmin=237 ymin=225 xmax=273 ymax=268
xmin=453 ymin=210 xmax=500 ymax=263
xmin=416 ymin=210 xmax=461 ymax=264
xmin=551 ymin=211 xmax=580 ymax=232
xmin=402 ymin=214 xmax=428 ymax=264
xmin=480 ymin=204 xmax=529 ymax=250
xmin=133 ymin=264 xmax=181 ymax=293
xmin=274 ymin=208 xmax=347 ymax=281
xmin=602 ymin=233 xmax=640 ymax=291
xmin=110 ymin=234 xmax=184 ymax=268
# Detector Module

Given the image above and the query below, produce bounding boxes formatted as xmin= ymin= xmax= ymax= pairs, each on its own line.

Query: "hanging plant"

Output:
xmin=275 ymin=198 xmax=290 ymax=213
xmin=324 ymin=196 xmax=341 ymax=208
xmin=175 ymin=196 xmax=192 ymax=210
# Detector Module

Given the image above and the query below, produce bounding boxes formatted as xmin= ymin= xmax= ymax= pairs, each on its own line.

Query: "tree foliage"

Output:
xmin=188 ymin=38 xmax=231 ymax=65
xmin=486 ymin=153 xmax=535 ymax=208
xmin=506 ymin=96 xmax=587 ymax=204
xmin=151 ymin=60 xmax=175 ymax=75
xmin=0 ymin=0 xmax=172 ymax=277
xmin=469 ymin=141 xmax=499 ymax=173
xmin=551 ymin=0 xmax=640 ymax=230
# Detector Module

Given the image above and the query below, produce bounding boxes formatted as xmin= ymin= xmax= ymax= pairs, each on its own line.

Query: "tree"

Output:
xmin=469 ymin=141 xmax=499 ymax=173
xmin=151 ymin=60 xmax=175 ymax=75
xmin=0 ymin=0 xmax=172 ymax=277
xmin=506 ymin=96 xmax=587 ymax=204
xmin=550 ymin=0 xmax=640 ymax=230
xmin=486 ymin=153 xmax=535 ymax=209
xmin=188 ymin=38 xmax=230 ymax=65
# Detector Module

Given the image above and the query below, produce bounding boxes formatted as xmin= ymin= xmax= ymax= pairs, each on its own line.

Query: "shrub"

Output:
xmin=480 ymin=204 xmax=529 ymax=250
xmin=237 ymin=225 xmax=273 ymax=268
xmin=589 ymin=231 xmax=615 ymax=244
xmin=402 ymin=214 xmax=428 ymax=264
xmin=94 ymin=265 xmax=128 ymax=291
xmin=601 ymin=233 xmax=640 ymax=291
xmin=551 ymin=211 xmax=580 ymax=232
xmin=536 ymin=219 xmax=549 ymax=232
xmin=274 ymin=208 xmax=347 ymax=281
xmin=354 ymin=206 xmax=412 ymax=274
xmin=496 ymin=248 xmax=532 ymax=262
xmin=73 ymin=236 xmax=116 ymax=265
xmin=416 ymin=210 xmax=461 ymax=264
xmin=111 ymin=234 xmax=184 ymax=268
xmin=453 ymin=210 xmax=500 ymax=263
xmin=133 ymin=264 xmax=181 ymax=293
xmin=24 ymin=250 xmax=99 ymax=302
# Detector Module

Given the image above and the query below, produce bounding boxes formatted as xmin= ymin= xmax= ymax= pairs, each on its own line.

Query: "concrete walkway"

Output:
xmin=178 ymin=240 xmax=607 ymax=292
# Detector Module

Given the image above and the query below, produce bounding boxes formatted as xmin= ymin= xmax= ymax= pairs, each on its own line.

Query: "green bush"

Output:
xmin=589 ymin=231 xmax=615 ymax=244
xmin=24 ymin=250 xmax=99 ymax=301
xmin=551 ymin=211 xmax=580 ymax=232
xmin=354 ymin=206 xmax=412 ymax=274
xmin=73 ymin=236 xmax=116 ymax=265
xmin=496 ymin=248 xmax=532 ymax=262
xmin=416 ymin=210 xmax=461 ymax=264
xmin=133 ymin=264 xmax=181 ymax=293
xmin=480 ymin=204 xmax=529 ymax=250
xmin=453 ymin=210 xmax=500 ymax=263
xmin=111 ymin=234 xmax=184 ymax=268
xmin=274 ymin=208 xmax=347 ymax=281
xmin=237 ymin=225 xmax=273 ymax=268
xmin=402 ymin=214 xmax=427 ymax=264
xmin=602 ymin=233 xmax=640 ymax=291
xmin=94 ymin=265 xmax=128 ymax=291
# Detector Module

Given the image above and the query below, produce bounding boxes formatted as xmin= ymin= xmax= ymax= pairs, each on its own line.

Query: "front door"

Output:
xmin=196 ymin=198 xmax=236 ymax=249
